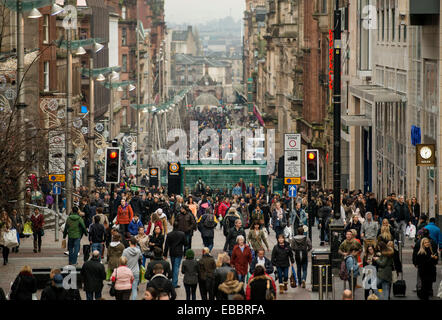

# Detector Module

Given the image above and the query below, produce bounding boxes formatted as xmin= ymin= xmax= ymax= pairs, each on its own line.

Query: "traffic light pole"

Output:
xmin=330 ymin=0 xmax=345 ymax=270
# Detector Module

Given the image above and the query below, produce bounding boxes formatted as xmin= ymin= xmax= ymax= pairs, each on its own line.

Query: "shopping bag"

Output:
xmin=140 ymin=265 xmax=147 ymax=284
xmin=245 ymin=272 xmax=252 ymax=284
xmin=61 ymin=239 xmax=66 ymax=249
xmin=4 ymin=229 xmax=19 ymax=248
xmin=106 ymin=269 xmax=112 ymax=281
xmin=23 ymin=221 xmax=33 ymax=235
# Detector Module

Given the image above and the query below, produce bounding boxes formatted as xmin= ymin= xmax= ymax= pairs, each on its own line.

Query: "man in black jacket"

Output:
xmin=80 ymin=250 xmax=106 ymax=300
xmin=145 ymin=247 xmax=172 ymax=280
xmin=163 ymin=221 xmax=187 ymax=288
xmin=223 ymin=219 xmax=246 ymax=256
xmin=394 ymin=195 xmax=410 ymax=243
xmin=175 ymin=205 xmax=197 ymax=252
xmin=88 ymin=215 xmax=106 ymax=260
xmin=249 ymin=248 xmax=274 ymax=275
xmin=146 ymin=263 xmax=177 ymax=300
xmin=130 ymin=191 xmax=143 ymax=217
xmin=40 ymin=274 xmax=69 ymax=301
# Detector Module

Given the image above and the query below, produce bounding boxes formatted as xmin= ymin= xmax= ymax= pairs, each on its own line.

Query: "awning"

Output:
xmin=349 ymin=85 xmax=406 ymax=103
xmin=341 ymin=115 xmax=372 ymax=127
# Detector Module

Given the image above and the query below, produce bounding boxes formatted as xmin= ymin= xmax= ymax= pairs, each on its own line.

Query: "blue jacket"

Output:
xmin=128 ymin=219 xmax=144 ymax=236
xmin=232 ymin=186 xmax=242 ymax=196
xmin=424 ymin=222 xmax=441 ymax=249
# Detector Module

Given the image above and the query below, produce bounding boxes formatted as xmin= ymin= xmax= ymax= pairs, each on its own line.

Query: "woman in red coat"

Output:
xmin=230 ymin=235 xmax=252 ymax=283
xmin=30 ymin=208 xmax=44 ymax=253
xmin=116 ymin=199 xmax=133 ymax=239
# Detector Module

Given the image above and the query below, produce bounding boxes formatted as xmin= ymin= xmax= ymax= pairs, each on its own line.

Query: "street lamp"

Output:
xmin=94 ymin=42 xmax=104 ymax=53
xmin=28 ymin=7 xmax=42 ymax=18
xmin=50 ymin=3 xmax=64 ymax=16
xmin=76 ymin=46 xmax=87 ymax=55
xmin=128 ymin=84 xmax=136 ymax=92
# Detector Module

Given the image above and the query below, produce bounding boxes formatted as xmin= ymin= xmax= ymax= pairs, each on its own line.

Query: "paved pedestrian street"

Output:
xmin=1 ymin=222 xmax=440 ymax=300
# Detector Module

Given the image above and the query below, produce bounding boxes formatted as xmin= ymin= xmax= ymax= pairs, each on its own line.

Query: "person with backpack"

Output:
xmin=290 ymin=227 xmax=312 ymax=288
xmin=175 ymin=205 xmax=197 ymax=252
xmin=63 ymin=206 xmax=88 ymax=266
xmin=342 ymin=246 xmax=360 ymax=295
xmin=198 ymin=208 xmax=218 ymax=251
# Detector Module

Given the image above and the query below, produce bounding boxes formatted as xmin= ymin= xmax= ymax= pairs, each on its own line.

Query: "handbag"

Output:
xmin=140 ymin=265 xmax=147 ymax=284
xmin=265 ymin=279 xmax=275 ymax=300
xmin=4 ymin=229 xmax=19 ymax=248
xmin=40 ymin=229 xmax=44 ymax=237
xmin=109 ymin=268 xmax=117 ymax=297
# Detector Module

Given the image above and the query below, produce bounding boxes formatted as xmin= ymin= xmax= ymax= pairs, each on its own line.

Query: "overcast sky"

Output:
xmin=165 ymin=0 xmax=245 ymax=24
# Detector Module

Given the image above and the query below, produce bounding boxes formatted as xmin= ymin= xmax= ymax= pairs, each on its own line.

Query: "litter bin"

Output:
xmin=311 ymin=248 xmax=332 ymax=293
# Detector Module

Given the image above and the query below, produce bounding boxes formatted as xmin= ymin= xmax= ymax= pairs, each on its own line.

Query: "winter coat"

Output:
xmin=223 ymin=227 xmax=246 ymax=252
xmin=164 ymin=230 xmax=187 ymax=257
xmin=394 ymin=202 xmax=410 ymax=223
xmin=130 ymin=196 xmax=143 ymax=216
xmin=197 ymin=213 xmax=218 ymax=238
xmin=146 ymin=219 xmax=164 ymax=235
xmin=146 ymin=257 xmax=172 ymax=280
xmin=217 ymin=279 xmax=244 ymax=300
xmin=116 ymin=205 xmax=134 ymax=225
xmin=290 ymin=235 xmax=312 ymax=265
xmin=88 ymin=222 xmax=105 ymax=243
xmin=128 ymin=219 xmax=144 ymax=236
xmin=231 ymin=244 xmax=252 ymax=276
xmin=135 ymin=234 xmax=149 ymax=252
xmin=247 ymin=229 xmax=269 ymax=252
xmin=146 ymin=274 xmax=176 ymax=300
xmin=63 ymin=213 xmax=87 ymax=240
xmin=214 ymin=263 xmax=237 ymax=298
xmin=218 ymin=201 xmax=230 ymax=218
xmin=223 ymin=210 xmax=241 ymax=236
xmin=271 ymin=209 xmax=288 ymax=229
xmin=198 ymin=253 xmax=217 ymax=280
xmin=122 ymin=246 xmax=142 ymax=277
xmin=10 ymin=272 xmax=37 ymax=300
xmin=373 ymin=247 xmax=394 ymax=282
xmin=111 ymin=265 xmax=134 ymax=290
xmin=107 ymin=241 xmax=125 ymax=271
xmin=30 ymin=213 xmax=44 ymax=233
xmin=246 ymin=274 xmax=276 ymax=300
xmin=424 ymin=222 xmax=442 ymax=248
xmin=80 ymin=257 xmax=106 ymax=292
xmin=416 ymin=248 xmax=438 ymax=283
xmin=40 ymin=285 xmax=70 ymax=300
xmin=271 ymin=241 xmax=294 ymax=268
xmin=148 ymin=233 xmax=164 ymax=251
xmin=181 ymin=258 xmax=199 ymax=285
xmin=176 ymin=211 xmax=197 ymax=233
xmin=249 ymin=256 xmax=274 ymax=275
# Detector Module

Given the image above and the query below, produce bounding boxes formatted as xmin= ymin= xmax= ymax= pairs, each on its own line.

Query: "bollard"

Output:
xmin=318 ymin=265 xmax=323 ymax=300
xmin=325 ymin=265 xmax=329 ymax=299
xmin=351 ymin=268 xmax=354 ymax=299
xmin=332 ymin=273 xmax=335 ymax=300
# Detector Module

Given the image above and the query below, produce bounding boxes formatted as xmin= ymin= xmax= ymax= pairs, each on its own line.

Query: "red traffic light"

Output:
xmin=109 ymin=151 xmax=118 ymax=159
xmin=308 ymin=152 xmax=316 ymax=160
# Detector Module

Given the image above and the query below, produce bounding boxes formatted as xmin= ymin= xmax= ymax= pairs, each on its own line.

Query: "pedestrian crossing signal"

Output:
xmin=105 ymin=147 xmax=120 ymax=183
xmin=305 ymin=149 xmax=319 ymax=182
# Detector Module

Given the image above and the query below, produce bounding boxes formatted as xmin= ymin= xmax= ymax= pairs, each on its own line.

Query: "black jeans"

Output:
xmin=199 ymin=277 xmax=215 ymax=300
xmin=1 ymin=245 xmax=9 ymax=263
xmin=184 ymin=283 xmax=197 ymax=300
xmin=33 ymin=232 xmax=42 ymax=250
xmin=115 ymin=289 xmax=131 ymax=300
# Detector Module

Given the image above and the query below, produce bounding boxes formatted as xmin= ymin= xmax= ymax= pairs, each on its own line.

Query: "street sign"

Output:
xmin=49 ymin=174 xmax=65 ymax=182
xmin=284 ymin=150 xmax=301 ymax=177
xmin=284 ymin=133 xmax=302 ymax=179
xmin=288 ymin=185 xmax=297 ymax=198
xmin=73 ymin=164 xmax=80 ymax=171
xmin=52 ymin=182 xmax=61 ymax=195
xmin=49 ymin=131 xmax=66 ymax=175
xmin=284 ymin=177 xmax=301 ymax=185
xmin=284 ymin=134 xmax=301 ymax=151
